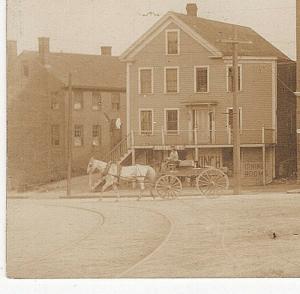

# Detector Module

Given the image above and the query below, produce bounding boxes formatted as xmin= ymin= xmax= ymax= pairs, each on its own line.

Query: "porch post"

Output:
xmin=131 ymin=130 xmax=136 ymax=189
xmin=194 ymin=127 xmax=199 ymax=162
xmin=161 ymin=127 xmax=165 ymax=146
xmin=131 ymin=130 xmax=135 ymax=165
xmin=262 ymin=145 xmax=266 ymax=185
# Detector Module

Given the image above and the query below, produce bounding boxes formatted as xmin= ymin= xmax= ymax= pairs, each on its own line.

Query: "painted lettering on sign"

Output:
xmin=198 ymin=155 xmax=221 ymax=168
xmin=243 ymin=162 xmax=268 ymax=178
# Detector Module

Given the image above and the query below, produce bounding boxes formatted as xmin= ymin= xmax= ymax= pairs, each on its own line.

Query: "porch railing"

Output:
xmin=131 ymin=127 xmax=275 ymax=147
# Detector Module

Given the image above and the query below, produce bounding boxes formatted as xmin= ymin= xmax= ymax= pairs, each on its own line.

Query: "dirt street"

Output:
xmin=6 ymin=193 xmax=300 ymax=278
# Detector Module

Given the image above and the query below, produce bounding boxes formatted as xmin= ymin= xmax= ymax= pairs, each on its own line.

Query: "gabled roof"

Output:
xmin=20 ymin=51 xmax=126 ymax=90
xmin=120 ymin=11 xmax=290 ymax=61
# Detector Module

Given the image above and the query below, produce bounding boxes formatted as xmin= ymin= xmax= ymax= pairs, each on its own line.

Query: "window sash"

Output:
xmin=140 ymin=111 xmax=152 ymax=134
xmin=167 ymin=31 xmax=178 ymax=54
xmin=92 ymin=125 xmax=101 ymax=146
xmin=51 ymin=96 xmax=59 ymax=110
xmin=140 ymin=69 xmax=152 ymax=94
xmin=51 ymin=125 xmax=60 ymax=146
xmin=73 ymin=90 xmax=83 ymax=109
xmin=166 ymin=110 xmax=178 ymax=133
xmin=228 ymin=108 xmax=242 ymax=130
xmin=166 ymin=68 xmax=178 ymax=93
xmin=112 ymin=93 xmax=120 ymax=110
xmin=74 ymin=125 xmax=83 ymax=146
xmin=196 ymin=68 xmax=208 ymax=92
xmin=92 ymin=92 xmax=102 ymax=110
xmin=227 ymin=66 xmax=241 ymax=92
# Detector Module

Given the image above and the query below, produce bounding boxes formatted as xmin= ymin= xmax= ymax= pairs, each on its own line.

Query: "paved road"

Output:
xmin=6 ymin=193 xmax=300 ymax=278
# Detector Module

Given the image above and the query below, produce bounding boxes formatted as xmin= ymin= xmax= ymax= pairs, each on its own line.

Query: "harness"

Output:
xmin=105 ymin=161 xmax=123 ymax=183
xmin=103 ymin=161 xmax=112 ymax=177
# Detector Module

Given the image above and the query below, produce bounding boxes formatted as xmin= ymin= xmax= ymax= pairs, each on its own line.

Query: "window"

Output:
xmin=51 ymin=92 xmax=59 ymax=110
xmin=22 ymin=63 xmax=29 ymax=77
xmin=92 ymin=125 xmax=101 ymax=146
xmin=227 ymin=65 xmax=242 ymax=92
xmin=227 ymin=107 xmax=242 ymax=130
xmin=92 ymin=92 xmax=102 ymax=110
xmin=166 ymin=30 xmax=179 ymax=55
xmin=51 ymin=125 xmax=60 ymax=146
xmin=73 ymin=90 xmax=83 ymax=110
xmin=74 ymin=125 xmax=83 ymax=146
xmin=140 ymin=110 xmax=153 ymax=135
xmin=195 ymin=66 xmax=209 ymax=93
xmin=111 ymin=93 xmax=120 ymax=111
xmin=165 ymin=67 xmax=179 ymax=93
xmin=165 ymin=109 xmax=179 ymax=134
xmin=139 ymin=68 xmax=153 ymax=94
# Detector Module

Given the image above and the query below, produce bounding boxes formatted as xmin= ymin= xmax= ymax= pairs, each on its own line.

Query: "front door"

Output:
xmin=193 ymin=109 xmax=210 ymax=144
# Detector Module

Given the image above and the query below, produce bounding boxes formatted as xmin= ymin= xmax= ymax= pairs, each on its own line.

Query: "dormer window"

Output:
xmin=166 ymin=30 xmax=179 ymax=55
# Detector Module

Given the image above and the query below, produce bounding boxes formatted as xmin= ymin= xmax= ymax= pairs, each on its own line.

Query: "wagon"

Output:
xmin=154 ymin=160 xmax=229 ymax=198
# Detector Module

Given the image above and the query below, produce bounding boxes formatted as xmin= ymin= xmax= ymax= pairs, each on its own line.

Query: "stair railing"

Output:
xmin=104 ymin=132 xmax=131 ymax=163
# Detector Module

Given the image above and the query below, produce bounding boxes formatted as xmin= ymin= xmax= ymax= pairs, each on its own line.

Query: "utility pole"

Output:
xmin=219 ymin=28 xmax=252 ymax=195
xmin=67 ymin=73 xmax=73 ymax=196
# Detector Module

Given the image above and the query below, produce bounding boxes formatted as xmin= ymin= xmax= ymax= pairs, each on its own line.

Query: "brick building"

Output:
xmin=120 ymin=3 xmax=295 ymax=185
xmin=7 ymin=38 xmax=126 ymax=190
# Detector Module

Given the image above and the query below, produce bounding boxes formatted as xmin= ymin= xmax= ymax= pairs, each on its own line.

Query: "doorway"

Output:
xmin=193 ymin=108 xmax=213 ymax=144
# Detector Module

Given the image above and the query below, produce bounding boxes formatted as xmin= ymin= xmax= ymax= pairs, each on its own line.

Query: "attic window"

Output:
xmin=166 ymin=30 xmax=179 ymax=55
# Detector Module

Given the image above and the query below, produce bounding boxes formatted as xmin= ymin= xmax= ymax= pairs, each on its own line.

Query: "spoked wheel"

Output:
xmin=155 ymin=175 xmax=182 ymax=199
xmin=196 ymin=167 xmax=229 ymax=198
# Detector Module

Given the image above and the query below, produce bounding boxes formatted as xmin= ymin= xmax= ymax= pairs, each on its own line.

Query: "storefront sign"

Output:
xmin=243 ymin=162 xmax=263 ymax=177
xmin=198 ymin=154 xmax=222 ymax=168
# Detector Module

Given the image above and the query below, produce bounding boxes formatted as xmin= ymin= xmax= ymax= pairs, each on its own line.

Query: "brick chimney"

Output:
xmin=101 ymin=46 xmax=112 ymax=56
xmin=38 ymin=37 xmax=50 ymax=64
xmin=186 ymin=3 xmax=198 ymax=17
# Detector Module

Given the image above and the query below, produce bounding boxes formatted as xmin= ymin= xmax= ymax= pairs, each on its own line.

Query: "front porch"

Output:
xmin=131 ymin=127 xmax=275 ymax=148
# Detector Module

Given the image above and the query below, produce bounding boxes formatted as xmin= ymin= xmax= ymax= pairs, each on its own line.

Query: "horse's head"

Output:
xmin=87 ymin=157 xmax=107 ymax=174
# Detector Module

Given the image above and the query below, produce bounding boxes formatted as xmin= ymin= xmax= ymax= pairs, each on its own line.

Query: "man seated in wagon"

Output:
xmin=168 ymin=145 xmax=179 ymax=162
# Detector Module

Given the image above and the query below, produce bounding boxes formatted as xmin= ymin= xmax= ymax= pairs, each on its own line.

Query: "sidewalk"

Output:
xmin=7 ymin=174 xmax=300 ymax=199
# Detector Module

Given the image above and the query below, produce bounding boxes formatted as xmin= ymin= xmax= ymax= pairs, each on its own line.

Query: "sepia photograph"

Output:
xmin=4 ymin=0 xmax=300 ymax=288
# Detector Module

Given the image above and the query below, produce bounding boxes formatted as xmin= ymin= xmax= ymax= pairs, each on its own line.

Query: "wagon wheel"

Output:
xmin=155 ymin=175 xmax=182 ymax=199
xmin=196 ymin=167 xmax=229 ymax=198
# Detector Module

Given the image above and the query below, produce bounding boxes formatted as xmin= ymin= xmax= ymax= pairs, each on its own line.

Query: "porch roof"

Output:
xmin=181 ymin=100 xmax=218 ymax=107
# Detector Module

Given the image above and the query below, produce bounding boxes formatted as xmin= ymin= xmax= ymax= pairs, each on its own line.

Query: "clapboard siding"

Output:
xmin=129 ymin=21 xmax=274 ymax=143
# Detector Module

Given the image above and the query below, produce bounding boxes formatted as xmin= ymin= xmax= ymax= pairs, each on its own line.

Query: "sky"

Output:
xmin=7 ymin=0 xmax=296 ymax=59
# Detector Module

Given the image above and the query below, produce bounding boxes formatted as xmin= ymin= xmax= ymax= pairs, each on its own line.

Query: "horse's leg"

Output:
xmin=89 ymin=172 xmax=93 ymax=192
xmin=139 ymin=181 xmax=145 ymax=201
xmin=100 ymin=179 xmax=111 ymax=201
xmin=112 ymin=182 xmax=120 ymax=202
xmin=150 ymin=183 xmax=155 ymax=200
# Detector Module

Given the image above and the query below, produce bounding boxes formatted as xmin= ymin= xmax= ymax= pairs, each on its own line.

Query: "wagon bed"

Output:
xmin=155 ymin=160 xmax=229 ymax=198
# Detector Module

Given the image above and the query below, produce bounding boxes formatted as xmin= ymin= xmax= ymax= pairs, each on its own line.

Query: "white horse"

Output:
xmin=87 ymin=157 xmax=156 ymax=201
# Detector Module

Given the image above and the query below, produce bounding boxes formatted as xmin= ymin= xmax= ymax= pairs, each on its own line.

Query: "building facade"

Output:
xmin=120 ymin=3 xmax=294 ymax=185
xmin=296 ymin=0 xmax=300 ymax=182
xmin=7 ymin=38 xmax=126 ymax=190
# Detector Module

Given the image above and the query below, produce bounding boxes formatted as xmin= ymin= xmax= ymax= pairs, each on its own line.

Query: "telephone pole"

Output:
xmin=219 ymin=28 xmax=252 ymax=195
xmin=67 ymin=73 xmax=73 ymax=196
